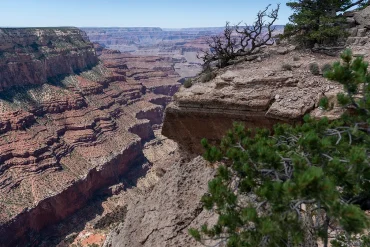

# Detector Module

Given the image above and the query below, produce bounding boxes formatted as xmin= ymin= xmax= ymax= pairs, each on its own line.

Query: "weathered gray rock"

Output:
xmin=347 ymin=17 xmax=356 ymax=27
xmin=277 ymin=47 xmax=289 ymax=55
xmin=354 ymin=6 xmax=370 ymax=28
xmin=357 ymin=28 xmax=367 ymax=37
xmin=220 ymin=70 xmax=238 ymax=82
xmin=344 ymin=11 xmax=356 ymax=17
xmin=108 ymin=157 xmax=217 ymax=247
xmin=350 ymin=27 xmax=359 ymax=37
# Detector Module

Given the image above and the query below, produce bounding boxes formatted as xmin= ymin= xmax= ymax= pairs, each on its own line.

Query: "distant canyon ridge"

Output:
xmin=82 ymin=26 xmax=285 ymax=79
xmin=82 ymin=27 xmax=224 ymax=79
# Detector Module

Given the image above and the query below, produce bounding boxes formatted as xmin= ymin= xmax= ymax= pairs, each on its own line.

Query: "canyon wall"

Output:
xmin=0 ymin=28 xmax=98 ymax=90
xmin=0 ymin=28 xmax=181 ymax=246
xmin=82 ymin=27 xmax=223 ymax=52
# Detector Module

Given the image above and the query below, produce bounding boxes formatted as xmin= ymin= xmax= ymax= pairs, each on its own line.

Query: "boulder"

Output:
xmin=347 ymin=17 xmax=356 ymax=28
xmin=354 ymin=6 xmax=370 ymax=28
xmin=357 ymin=28 xmax=367 ymax=37
xmin=277 ymin=47 xmax=289 ymax=55
xmin=350 ymin=27 xmax=359 ymax=37
xmin=220 ymin=70 xmax=238 ymax=81
xmin=344 ymin=11 xmax=356 ymax=17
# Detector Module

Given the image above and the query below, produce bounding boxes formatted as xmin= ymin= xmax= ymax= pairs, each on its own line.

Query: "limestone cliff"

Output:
xmin=105 ymin=156 xmax=217 ymax=247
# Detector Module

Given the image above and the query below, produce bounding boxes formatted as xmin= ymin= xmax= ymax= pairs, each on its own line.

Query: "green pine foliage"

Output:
xmin=325 ymin=49 xmax=370 ymax=121
xmin=282 ymin=0 xmax=364 ymax=47
xmin=322 ymin=63 xmax=333 ymax=74
xmin=319 ymin=96 xmax=329 ymax=109
xmin=189 ymin=50 xmax=370 ymax=246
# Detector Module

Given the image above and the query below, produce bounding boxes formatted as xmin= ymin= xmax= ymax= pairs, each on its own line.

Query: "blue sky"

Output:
xmin=1 ymin=0 xmax=292 ymax=28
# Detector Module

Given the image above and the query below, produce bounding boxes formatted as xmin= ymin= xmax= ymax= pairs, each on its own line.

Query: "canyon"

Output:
xmin=1 ymin=8 xmax=370 ymax=246
xmin=82 ymin=27 xmax=217 ymax=80
xmin=104 ymin=9 xmax=370 ymax=246
xmin=0 ymin=27 xmax=181 ymax=246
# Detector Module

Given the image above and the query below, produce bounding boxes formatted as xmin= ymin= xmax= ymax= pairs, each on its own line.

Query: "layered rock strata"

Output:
xmin=345 ymin=6 xmax=370 ymax=56
xmin=0 ymin=28 xmax=181 ymax=246
xmin=162 ymin=47 xmax=344 ymax=153
xmin=0 ymin=27 xmax=98 ymax=90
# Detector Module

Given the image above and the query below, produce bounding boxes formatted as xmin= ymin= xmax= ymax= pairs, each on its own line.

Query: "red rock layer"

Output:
xmin=0 ymin=35 xmax=181 ymax=246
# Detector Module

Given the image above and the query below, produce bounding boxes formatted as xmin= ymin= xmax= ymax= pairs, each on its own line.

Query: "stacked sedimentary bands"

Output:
xmin=0 ymin=27 xmax=180 ymax=246
xmin=84 ymin=26 xmax=286 ymax=80
xmin=162 ymin=45 xmax=345 ymax=153
xmin=162 ymin=7 xmax=370 ymax=154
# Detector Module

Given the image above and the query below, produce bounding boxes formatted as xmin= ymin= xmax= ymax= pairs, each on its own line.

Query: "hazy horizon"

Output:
xmin=1 ymin=0 xmax=292 ymax=28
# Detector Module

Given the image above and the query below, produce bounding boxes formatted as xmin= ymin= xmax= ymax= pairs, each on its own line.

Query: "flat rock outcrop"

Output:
xmin=162 ymin=47 xmax=344 ymax=153
xmin=0 ymin=28 xmax=181 ymax=246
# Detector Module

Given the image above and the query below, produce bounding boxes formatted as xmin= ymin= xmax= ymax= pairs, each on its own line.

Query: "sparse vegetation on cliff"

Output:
xmin=321 ymin=63 xmax=333 ymax=74
xmin=190 ymin=50 xmax=370 ymax=246
xmin=201 ymin=70 xmax=217 ymax=83
xmin=282 ymin=63 xmax=293 ymax=71
xmin=283 ymin=0 xmax=367 ymax=48
xmin=309 ymin=62 xmax=320 ymax=75
xmin=183 ymin=78 xmax=193 ymax=88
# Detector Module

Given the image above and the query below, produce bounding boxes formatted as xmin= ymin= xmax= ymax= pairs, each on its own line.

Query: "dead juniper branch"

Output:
xmin=197 ymin=4 xmax=280 ymax=69
xmin=236 ymin=4 xmax=280 ymax=55
xmin=197 ymin=22 xmax=238 ymax=69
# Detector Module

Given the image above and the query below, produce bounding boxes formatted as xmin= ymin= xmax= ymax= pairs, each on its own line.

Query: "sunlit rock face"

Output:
xmin=162 ymin=46 xmax=344 ymax=153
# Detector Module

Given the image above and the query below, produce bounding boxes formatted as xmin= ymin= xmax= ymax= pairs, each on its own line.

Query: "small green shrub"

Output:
xmin=293 ymin=56 xmax=300 ymax=61
xmin=201 ymin=71 xmax=216 ymax=83
xmin=309 ymin=62 xmax=320 ymax=75
xmin=281 ymin=63 xmax=292 ymax=71
xmin=319 ymin=96 xmax=329 ymax=110
xmin=183 ymin=79 xmax=193 ymax=88
xmin=321 ymin=63 xmax=332 ymax=75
